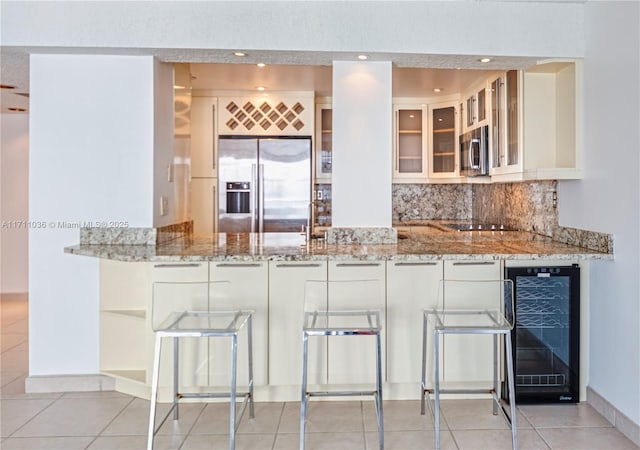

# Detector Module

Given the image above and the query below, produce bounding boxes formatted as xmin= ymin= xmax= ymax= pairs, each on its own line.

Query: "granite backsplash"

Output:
xmin=317 ymin=181 xmax=558 ymax=232
xmin=472 ymin=180 xmax=558 ymax=236
xmin=314 ymin=181 xmax=612 ymax=253
xmin=315 ymin=183 xmax=473 ymax=225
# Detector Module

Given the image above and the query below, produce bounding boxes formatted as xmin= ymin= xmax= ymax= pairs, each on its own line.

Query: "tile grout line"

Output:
xmin=6 ymin=394 xmax=61 ymax=439
xmin=89 ymin=394 xmax=137 ymax=447
xmin=269 ymin=401 xmax=286 ymax=450
xmin=177 ymin=401 xmax=208 ymax=449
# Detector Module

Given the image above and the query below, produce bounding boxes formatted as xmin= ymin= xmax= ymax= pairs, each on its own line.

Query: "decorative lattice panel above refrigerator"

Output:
xmin=218 ymin=94 xmax=314 ymax=135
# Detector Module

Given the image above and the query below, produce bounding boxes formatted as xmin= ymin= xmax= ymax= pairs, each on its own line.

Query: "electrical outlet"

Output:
xmin=167 ymin=164 xmax=174 ymax=182
xmin=160 ymin=196 xmax=169 ymax=216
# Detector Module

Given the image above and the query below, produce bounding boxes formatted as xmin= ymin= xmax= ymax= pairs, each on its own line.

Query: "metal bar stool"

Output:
xmin=300 ymin=279 xmax=384 ymax=450
xmin=420 ymin=279 xmax=518 ymax=450
xmin=147 ymin=281 xmax=254 ymax=450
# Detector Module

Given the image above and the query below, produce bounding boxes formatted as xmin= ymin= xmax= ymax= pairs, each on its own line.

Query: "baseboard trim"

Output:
xmin=587 ymin=386 xmax=640 ymax=446
xmin=25 ymin=374 xmax=115 ymax=393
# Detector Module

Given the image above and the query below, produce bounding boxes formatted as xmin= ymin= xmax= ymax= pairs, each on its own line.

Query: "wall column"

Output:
xmin=329 ymin=61 xmax=395 ymax=243
xmin=27 ymin=54 xmax=172 ymax=389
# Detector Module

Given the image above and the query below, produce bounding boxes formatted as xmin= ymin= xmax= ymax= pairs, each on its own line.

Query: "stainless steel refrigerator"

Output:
xmin=218 ymin=136 xmax=312 ymax=233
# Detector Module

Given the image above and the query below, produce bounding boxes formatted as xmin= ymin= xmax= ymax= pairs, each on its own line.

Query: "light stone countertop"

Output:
xmin=64 ymin=222 xmax=613 ymax=262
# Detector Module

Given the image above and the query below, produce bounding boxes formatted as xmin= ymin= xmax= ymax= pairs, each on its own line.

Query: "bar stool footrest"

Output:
xmin=306 ymin=390 xmax=378 ymax=398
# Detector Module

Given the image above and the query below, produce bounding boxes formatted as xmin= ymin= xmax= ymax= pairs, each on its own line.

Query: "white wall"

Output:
xmin=332 ymin=62 xmax=392 ymax=228
xmin=0 ymin=114 xmax=29 ymax=293
xmin=558 ymin=1 xmax=640 ymax=424
xmin=29 ymin=54 xmax=159 ymax=375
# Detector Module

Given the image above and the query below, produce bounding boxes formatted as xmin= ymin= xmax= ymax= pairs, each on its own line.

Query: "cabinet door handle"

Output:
xmin=211 ymin=103 xmax=216 ymax=170
xmin=336 ymin=262 xmax=381 ymax=267
xmin=452 ymin=261 xmax=496 ymax=266
xmin=276 ymin=263 xmax=323 ymax=268
xmin=153 ymin=263 xmax=202 ymax=268
xmin=394 ymin=262 xmax=438 ymax=266
xmin=216 ymin=263 xmax=262 ymax=268
xmin=212 ymin=184 xmax=216 ymax=234
xmin=394 ymin=110 xmax=399 ymax=171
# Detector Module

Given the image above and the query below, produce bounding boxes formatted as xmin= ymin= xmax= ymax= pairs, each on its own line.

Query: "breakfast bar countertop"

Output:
xmin=64 ymin=221 xmax=613 ymax=262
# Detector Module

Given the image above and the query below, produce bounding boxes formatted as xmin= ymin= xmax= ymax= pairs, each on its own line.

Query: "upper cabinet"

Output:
xmin=393 ymin=104 xmax=428 ymax=181
xmin=428 ymin=101 xmax=459 ymax=179
xmin=461 ymin=83 xmax=489 ymax=134
xmin=315 ymin=103 xmax=332 ymax=182
xmin=490 ymin=61 xmax=582 ymax=181
xmin=521 ymin=60 xmax=581 ymax=180
xmin=489 ymin=71 xmax=522 ymax=176
xmin=217 ymin=93 xmax=314 ymax=136
xmin=191 ymin=96 xmax=218 ymax=178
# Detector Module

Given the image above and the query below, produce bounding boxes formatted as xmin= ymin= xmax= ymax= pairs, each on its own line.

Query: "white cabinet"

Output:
xmin=327 ymin=261 xmax=386 ymax=384
xmin=386 ymin=261 xmax=443 ymax=384
xmin=428 ymin=102 xmax=459 ymax=179
xmin=490 ymin=61 xmax=582 ymax=181
xmin=218 ymin=94 xmax=315 ymax=136
xmin=191 ymin=95 xmax=218 ymax=233
xmin=442 ymin=260 xmax=502 ymax=383
xmin=462 ymin=83 xmax=489 ymax=134
xmin=393 ymin=104 xmax=427 ymax=181
xmin=191 ymin=96 xmax=218 ymax=178
xmin=100 ymin=260 xmax=211 ymax=399
xmin=209 ymin=262 xmax=269 ymax=386
xmin=489 ymin=70 xmax=523 ymax=177
xmin=99 ymin=260 xmax=152 ymax=393
xmin=268 ymin=261 xmax=328 ymax=386
xmin=191 ymin=177 xmax=217 ymax=233
xmin=149 ymin=262 xmax=212 ymax=392
xmin=315 ymin=103 xmax=332 ymax=182
xmin=521 ymin=61 xmax=582 ymax=180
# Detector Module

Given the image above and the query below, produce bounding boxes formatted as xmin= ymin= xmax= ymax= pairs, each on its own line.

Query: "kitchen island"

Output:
xmin=65 ymin=222 xmax=611 ymax=402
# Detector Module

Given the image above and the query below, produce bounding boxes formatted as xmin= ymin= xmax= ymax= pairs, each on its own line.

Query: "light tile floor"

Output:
xmin=2 ymin=296 xmax=639 ymax=450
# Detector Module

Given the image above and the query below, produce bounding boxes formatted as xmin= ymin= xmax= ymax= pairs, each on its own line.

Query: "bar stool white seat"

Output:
xmin=421 ymin=279 xmax=518 ymax=450
xmin=300 ymin=279 xmax=384 ymax=450
xmin=147 ymin=281 xmax=254 ymax=450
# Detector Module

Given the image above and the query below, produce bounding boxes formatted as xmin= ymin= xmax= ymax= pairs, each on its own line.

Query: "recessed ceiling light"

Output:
xmin=433 ymin=88 xmax=443 ymax=93
xmin=409 ymin=114 xmax=415 ymax=119
xmin=256 ymin=86 xmax=266 ymax=91
xmin=8 ymin=107 xmax=26 ymax=112
xmin=0 ymin=84 xmax=16 ymax=89
xmin=234 ymin=52 xmax=247 ymax=57
xmin=257 ymin=63 xmax=266 ymax=68
xmin=479 ymin=58 xmax=492 ymax=63
xmin=357 ymin=54 xmax=368 ymax=60
xmin=438 ymin=118 xmax=443 ymax=122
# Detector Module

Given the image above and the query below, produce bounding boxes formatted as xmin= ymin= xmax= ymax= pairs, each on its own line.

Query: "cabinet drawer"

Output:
xmin=150 ymin=262 xmax=208 ymax=282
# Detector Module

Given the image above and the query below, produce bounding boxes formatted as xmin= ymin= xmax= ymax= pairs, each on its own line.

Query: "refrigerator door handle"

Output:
xmin=212 ymin=184 xmax=216 ymax=233
xmin=258 ymin=164 xmax=265 ymax=233
xmin=251 ymin=164 xmax=257 ymax=233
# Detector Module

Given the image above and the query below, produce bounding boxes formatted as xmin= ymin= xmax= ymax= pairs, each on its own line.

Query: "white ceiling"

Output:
xmin=0 ymin=47 xmax=542 ymax=113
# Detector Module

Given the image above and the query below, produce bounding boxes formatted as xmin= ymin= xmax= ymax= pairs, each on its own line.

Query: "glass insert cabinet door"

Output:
xmin=394 ymin=107 xmax=425 ymax=176
xmin=429 ymin=102 xmax=458 ymax=178
xmin=490 ymin=70 xmax=521 ymax=174
xmin=506 ymin=70 xmax=520 ymax=167
xmin=314 ymin=104 xmax=332 ymax=181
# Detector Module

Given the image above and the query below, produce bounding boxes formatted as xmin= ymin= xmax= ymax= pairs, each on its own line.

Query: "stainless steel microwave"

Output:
xmin=459 ymin=125 xmax=489 ymax=176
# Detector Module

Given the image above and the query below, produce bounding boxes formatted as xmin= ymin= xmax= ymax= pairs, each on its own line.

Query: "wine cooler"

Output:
xmin=504 ymin=265 xmax=580 ymax=403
